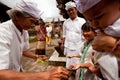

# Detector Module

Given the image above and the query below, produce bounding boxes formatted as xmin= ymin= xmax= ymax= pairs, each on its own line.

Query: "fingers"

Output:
xmin=70 ymin=64 xmax=79 ymax=70
xmin=55 ymin=67 xmax=70 ymax=79
xmin=69 ymin=65 xmax=74 ymax=70
xmin=38 ymin=55 xmax=48 ymax=60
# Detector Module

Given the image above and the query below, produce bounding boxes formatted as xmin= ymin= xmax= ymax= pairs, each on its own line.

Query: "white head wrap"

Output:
xmin=13 ymin=0 xmax=42 ymax=19
xmin=74 ymin=0 xmax=101 ymax=13
xmin=65 ymin=1 xmax=76 ymax=10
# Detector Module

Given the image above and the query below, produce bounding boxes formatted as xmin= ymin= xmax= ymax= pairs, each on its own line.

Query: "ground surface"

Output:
xmin=22 ymin=39 xmax=65 ymax=72
xmin=22 ymin=39 xmax=74 ymax=80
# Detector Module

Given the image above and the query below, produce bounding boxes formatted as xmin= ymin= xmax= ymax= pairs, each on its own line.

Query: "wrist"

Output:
xmin=35 ymin=54 xmax=39 ymax=59
xmin=111 ymin=38 xmax=120 ymax=52
xmin=105 ymin=37 xmax=118 ymax=52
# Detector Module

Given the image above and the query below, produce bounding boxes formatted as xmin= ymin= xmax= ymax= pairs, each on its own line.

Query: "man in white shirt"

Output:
xmin=0 ymin=0 xmax=69 ymax=80
xmin=62 ymin=1 xmax=86 ymax=80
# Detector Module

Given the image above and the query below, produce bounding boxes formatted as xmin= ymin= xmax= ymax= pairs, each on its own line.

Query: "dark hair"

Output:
xmin=34 ymin=18 xmax=45 ymax=25
xmin=81 ymin=22 xmax=95 ymax=32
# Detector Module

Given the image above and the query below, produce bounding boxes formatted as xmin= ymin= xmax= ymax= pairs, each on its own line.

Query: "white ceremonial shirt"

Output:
xmin=63 ymin=17 xmax=86 ymax=51
xmin=0 ymin=20 xmax=29 ymax=71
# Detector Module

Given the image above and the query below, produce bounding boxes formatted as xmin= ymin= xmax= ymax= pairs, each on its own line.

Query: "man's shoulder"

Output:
xmin=0 ymin=20 xmax=12 ymax=29
xmin=77 ymin=17 xmax=86 ymax=24
xmin=77 ymin=17 xmax=86 ymax=21
xmin=65 ymin=18 xmax=70 ymax=21
xmin=0 ymin=20 xmax=13 ymax=36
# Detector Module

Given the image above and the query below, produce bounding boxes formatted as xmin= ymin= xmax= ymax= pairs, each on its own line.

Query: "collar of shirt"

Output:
xmin=68 ymin=16 xmax=79 ymax=21
xmin=11 ymin=20 xmax=25 ymax=43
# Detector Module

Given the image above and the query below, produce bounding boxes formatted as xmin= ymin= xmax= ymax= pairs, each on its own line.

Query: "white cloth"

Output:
xmin=94 ymin=52 xmax=119 ymax=80
xmin=74 ymin=0 xmax=101 ymax=13
xmin=65 ymin=1 xmax=76 ymax=10
xmin=64 ymin=48 xmax=80 ymax=80
xmin=46 ymin=26 xmax=52 ymax=37
xmin=13 ymin=0 xmax=42 ymax=19
xmin=104 ymin=18 xmax=120 ymax=37
xmin=65 ymin=48 xmax=81 ymax=69
xmin=0 ymin=20 xmax=29 ymax=71
xmin=63 ymin=17 xmax=86 ymax=51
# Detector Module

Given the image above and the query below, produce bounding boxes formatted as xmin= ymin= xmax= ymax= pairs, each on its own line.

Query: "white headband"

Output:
xmin=65 ymin=1 xmax=76 ymax=10
xmin=74 ymin=0 xmax=101 ymax=13
xmin=13 ymin=0 xmax=42 ymax=19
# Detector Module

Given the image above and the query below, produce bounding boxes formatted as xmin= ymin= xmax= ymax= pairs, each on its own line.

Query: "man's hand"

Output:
xmin=47 ymin=67 xmax=70 ymax=80
xmin=37 ymin=55 xmax=48 ymax=61
xmin=92 ymin=32 xmax=116 ymax=52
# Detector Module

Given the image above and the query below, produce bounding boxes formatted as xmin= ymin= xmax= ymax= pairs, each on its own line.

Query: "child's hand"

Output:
xmin=70 ymin=63 xmax=81 ymax=70
xmin=88 ymin=64 xmax=95 ymax=72
xmin=88 ymin=63 xmax=99 ymax=73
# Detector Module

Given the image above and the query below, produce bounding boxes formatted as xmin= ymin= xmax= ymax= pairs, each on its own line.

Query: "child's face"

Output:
xmin=83 ymin=0 xmax=120 ymax=30
xmin=82 ymin=30 xmax=95 ymax=42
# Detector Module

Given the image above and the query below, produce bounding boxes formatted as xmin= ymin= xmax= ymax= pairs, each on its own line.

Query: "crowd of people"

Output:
xmin=0 ymin=0 xmax=120 ymax=80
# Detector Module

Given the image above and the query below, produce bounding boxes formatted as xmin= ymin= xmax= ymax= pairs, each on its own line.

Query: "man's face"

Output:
xmin=67 ymin=7 xmax=77 ymax=19
xmin=83 ymin=0 xmax=120 ymax=30
xmin=20 ymin=17 xmax=38 ymax=30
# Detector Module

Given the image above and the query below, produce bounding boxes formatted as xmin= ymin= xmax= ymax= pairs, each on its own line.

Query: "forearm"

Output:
xmin=0 ymin=70 xmax=49 ymax=80
xmin=23 ymin=50 xmax=38 ymax=59
xmin=103 ymin=37 xmax=120 ymax=57
xmin=105 ymin=38 xmax=120 ymax=57
xmin=61 ymin=38 xmax=65 ymax=44
xmin=79 ymin=63 xmax=92 ymax=68
xmin=73 ymin=54 xmax=81 ymax=58
xmin=67 ymin=54 xmax=81 ymax=58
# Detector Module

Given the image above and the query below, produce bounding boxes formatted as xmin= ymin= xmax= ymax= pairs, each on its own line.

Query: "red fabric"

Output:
xmin=35 ymin=25 xmax=46 ymax=41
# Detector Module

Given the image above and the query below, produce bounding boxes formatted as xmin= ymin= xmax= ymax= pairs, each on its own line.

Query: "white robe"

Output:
xmin=0 ymin=20 xmax=29 ymax=71
xmin=94 ymin=52 xmax=119 ymax=80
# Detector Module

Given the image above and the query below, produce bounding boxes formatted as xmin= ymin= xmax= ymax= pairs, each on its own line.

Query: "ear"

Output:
xmin=15 ymin=11 xmax=24 ymax=18
xmin=14 ymin=11 xmax=24 ymax=21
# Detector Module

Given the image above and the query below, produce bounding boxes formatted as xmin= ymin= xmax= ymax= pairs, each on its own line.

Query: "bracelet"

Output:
xmin=111 ymin=39 xmax=120 ymax=52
